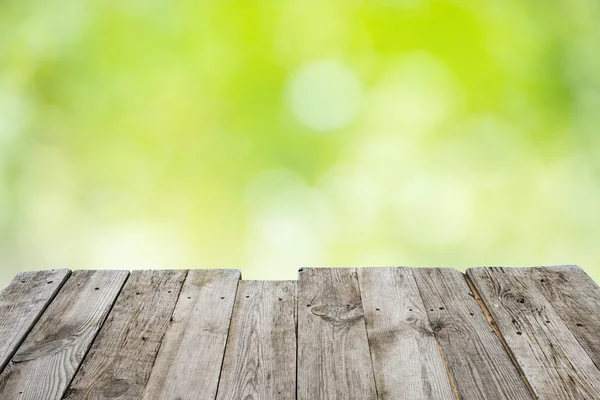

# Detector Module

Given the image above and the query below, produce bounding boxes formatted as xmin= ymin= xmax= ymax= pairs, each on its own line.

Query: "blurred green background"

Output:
xmin=2 ymin=0 xmax=600 ymax=289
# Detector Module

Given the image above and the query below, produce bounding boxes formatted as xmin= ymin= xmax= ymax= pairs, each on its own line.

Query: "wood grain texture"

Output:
xmin=216 ymin=280 xmax=296 ymax=400
xmin=297 ymin=268 xmax=377 ymax=400
xmin=413 ymin=268 xmax=532 ymax=399
xmin=142 ymin=269 xmax=241 ymax=400
xmin=358 ymin=267 xmax=455 ymax=400
xmin=0 ymin=269 xmax=71 ymax=373
xmin=63 ymin=270 xmax=187 ymax=400
xmin=525 ymin=265 xmax=600 ymax=370
xmin=467 ymin=267 xmax=600 ymax=399
xmin=0 ymin=270 xmax=128 ymax=400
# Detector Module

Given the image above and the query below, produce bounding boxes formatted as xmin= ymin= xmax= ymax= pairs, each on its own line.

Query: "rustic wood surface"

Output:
xmin=357 ymin=267 xmax=455 ymax=400
xmin=216 ymin=280 xmax=296 ymax=400
xmin=1 ymin=265 xmax=600 ymax=400
xmin=0 ymin=269 xmax=70 ymax=373
xmin=413 ymin=268 xmax=532 ymax=400
xmin=297 ymin=267 xmax=377 ymax=400
xmin=142 ymin=269 xmax=240 ymax=400
xmin=0 ymin=270 xmax=128 ymax=399
xmin=468 ymin=267 xmax=600 ymax=399
xmin=63 ymin=270 xmax=187 ymax=400
xmin=526 ymin=266 xmax=600 ymax=369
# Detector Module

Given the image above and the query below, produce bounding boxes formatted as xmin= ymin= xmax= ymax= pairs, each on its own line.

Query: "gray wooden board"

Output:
xmin=142 ymin=269 xmax=241 ymax=400
xmin=63 ymin=270 xmax=188 ymax=399
xmin=297 ymin=268 xmax=377 ymax=400
xmin=413 ymin=268 xmax=532 ymax=399
xmin=0 ymin=269 xmax=71 ymax=374
xmin=216 ymin=280 xmax=297 ymax=400
xmin=526 ymin=265 xmax=600 ymax=370
xmin=0 ymin=270 xmax=128 ymax=399
xmin=467 ymin=267 xmax=600 ymax=399
xmin=357 ymin=267 xmax=455 ymax=400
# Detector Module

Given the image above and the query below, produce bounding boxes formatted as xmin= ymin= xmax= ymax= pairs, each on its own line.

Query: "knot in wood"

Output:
xmin=310 ymin=304 xmax=364 ymax=326
xmin=12 ymin=336 xmax=77 ymax=363
xmin=100 ymin=379 xmax=130 ymax=398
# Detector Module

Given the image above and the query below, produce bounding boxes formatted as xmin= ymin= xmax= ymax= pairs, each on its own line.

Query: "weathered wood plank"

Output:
xmin=297 ymin=268 xmax=377 ymax=400
xmin=525 ymin=265 xmax=600 ymax=370
xmin=142 ymin=269 xmax=241 ymax=400
xmin=216 ymin=280 xmax=296 ymax=400
xmin=358 ymin=267 xmax=455 ymax=399
xmin=413 ymin=268 xmax=532 ymax=399
xmin=0 ymin=270 xmax=128 ymax=399
xmin=63 ymin=270 xmax=187 ymax=399
xmin=0 ymin=269 xmax=71 ymax=374
xmin=467 ymin=267 xmax=600 ymax=399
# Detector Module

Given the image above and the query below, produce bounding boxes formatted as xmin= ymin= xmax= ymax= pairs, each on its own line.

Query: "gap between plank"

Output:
xmin=144 ymin=269 xmax=190 ymax=392
xmin=63 ymin=271 xmax=130 ymax=396
xmin=212 ymin=272 xmax=243 ymax=400
xmin=435 ymin=341 xmax=460 ymax=400
xmin=354 ymin=269 xmax=380 ymax=400
xmin=295 ymin=274 xmax=299 ymax=400
xmin=464 ymin=275 xmax=537 ymax=400
xmin=410 ymin=269 xmax=459 ymax=400
xmin=0 ymin=270 xmax=72 ymax=375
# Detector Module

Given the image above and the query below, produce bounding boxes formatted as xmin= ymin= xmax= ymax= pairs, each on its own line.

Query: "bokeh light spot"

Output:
xmin=287 ymin=60 xmax=362 ymax=132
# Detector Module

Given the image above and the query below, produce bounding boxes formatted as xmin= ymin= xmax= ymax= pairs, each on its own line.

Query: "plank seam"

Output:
xmin=212 ymin=272 xmax=242 ymax=400
xmin=410 ymin=270 xmax=460 ymax=400
xmin=354 ymin=269 xmax=380 ymax=400
xmin=464 ymin=274 xmax=538 ymax=400
xmin=62 ymin=270 xmax=130 ymax=398
xmin=142 ymin=269 xmax=190 ymax=396
xmin=0 ymin=270 xmax=72 ymax=375
xmin=435 ymin=340 xmax=460 ymax=400
xmin=295 ymin=273 xmax=299 ymax=400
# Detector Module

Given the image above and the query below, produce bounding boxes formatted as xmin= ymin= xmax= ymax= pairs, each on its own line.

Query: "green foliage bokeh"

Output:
xmin=1 ymin=0 xmax=600 ymax=287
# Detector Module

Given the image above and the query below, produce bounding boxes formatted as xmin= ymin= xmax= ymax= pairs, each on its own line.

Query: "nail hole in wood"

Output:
xmin=439 ymin=307 xmax=444 ymax=310
xmin=221 ymin=297 xmax=225 ymax=299
xmin=47 ymin=281 xmax=53 ymax=284
xmin=278 ymin=298 xmax=282 ymax=301
xmin=576 ymin=323 xmax=584 ymax=327
xmin=545 ymin=320 xmax=550 ymax=323
xmin=516 ymin=331 xmax=522 ymax=335
xmin=168 ymin=290 xmax=171 ymax=293
xmin=246 ymin=295 xmax=249 ymax=298
xmin=430 ymin=309 xmax=434 ymax=311
xmin=306 ymin=304 xmax=311 ymax=307
xmin=188 ymin=297 xmax=191 ymax=299
xmin=409 ymin=309 xmax=413 ymax=311
xmin=469 ymin=312 xmax=474 ymax=316
xmin=95 ymin=287 xmax=99 ymax=290
xmin=376 ymin=308 xmax=380 ymax=311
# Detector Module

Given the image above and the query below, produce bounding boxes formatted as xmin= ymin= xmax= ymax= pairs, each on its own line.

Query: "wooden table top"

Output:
xmin=0 ymin=265 xmax=599 ymax=399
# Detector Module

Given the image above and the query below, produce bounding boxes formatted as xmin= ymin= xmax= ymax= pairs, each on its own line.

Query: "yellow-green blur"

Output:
xmin=1 ymin=0 xmax=600 ymax=288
